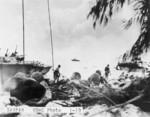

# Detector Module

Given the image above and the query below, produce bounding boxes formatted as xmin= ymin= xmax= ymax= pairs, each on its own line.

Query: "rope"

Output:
xmin=47 ymin=0 xmax=55 ymax=69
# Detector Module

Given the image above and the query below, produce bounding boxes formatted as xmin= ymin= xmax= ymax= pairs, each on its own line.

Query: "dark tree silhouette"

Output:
xmin=88 ymin=0 xmax=150 ymax=59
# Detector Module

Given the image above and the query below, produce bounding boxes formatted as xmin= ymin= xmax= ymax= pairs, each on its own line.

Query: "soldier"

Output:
xmin=96 ymin=70 xmax=107 ymax=85
xmin=88 ymin=70 xmax=107 ymax=87
xmin=54 ymin=65 xmax=61 ymax=83
xmin=104 ymin=64 xmax=110 ymax=79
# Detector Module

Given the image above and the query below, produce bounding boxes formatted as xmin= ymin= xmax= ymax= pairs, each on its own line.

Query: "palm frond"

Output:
xmin=89 ymin=0 xmax=150 ymax=59
xmin=129 ymin=0 xmax=150 ymax=57
xmin=88 ymin=0 xmax=130 ymax=27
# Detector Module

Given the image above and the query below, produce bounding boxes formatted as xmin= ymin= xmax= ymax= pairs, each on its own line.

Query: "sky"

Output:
xmin=0 ymin=0 xmax=141 ymax=79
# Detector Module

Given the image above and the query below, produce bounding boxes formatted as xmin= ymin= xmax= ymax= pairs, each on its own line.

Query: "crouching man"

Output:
xmin=88 ymin=70 xmax=107 ymax=87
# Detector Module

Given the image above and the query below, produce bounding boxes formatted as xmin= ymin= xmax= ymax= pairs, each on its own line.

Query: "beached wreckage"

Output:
xmin=3 ymin=65 xmax=150 ymax=113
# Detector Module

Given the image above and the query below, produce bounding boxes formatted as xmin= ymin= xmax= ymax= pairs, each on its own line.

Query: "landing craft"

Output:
xmin=0 ymin=51 xmax=51 ymax=84
xmin=0 ymin=0 xmax=53 ymax=85
xmin=71 ymin=58 xmax=80 ymax=62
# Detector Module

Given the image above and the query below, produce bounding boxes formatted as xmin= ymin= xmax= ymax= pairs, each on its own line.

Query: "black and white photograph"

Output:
xmin=0 ymin=0 xmax=150 ymax=117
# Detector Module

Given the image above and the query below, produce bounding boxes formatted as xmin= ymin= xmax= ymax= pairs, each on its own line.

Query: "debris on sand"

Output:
xmin=1 ymin=62 xmax=150 ymax=117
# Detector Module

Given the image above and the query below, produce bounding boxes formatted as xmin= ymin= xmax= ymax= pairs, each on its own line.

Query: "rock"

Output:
xmin=14 ymin=72 xmax=27 ymax=79
xmin=31 ymin=72 xmax=44 ymax=82
xmin=4 ymin=73 xmax=46 ymax=103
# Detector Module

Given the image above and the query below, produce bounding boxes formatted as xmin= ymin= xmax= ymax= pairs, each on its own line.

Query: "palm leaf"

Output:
xmin=88 ymin=0 xmax=150 ymax=59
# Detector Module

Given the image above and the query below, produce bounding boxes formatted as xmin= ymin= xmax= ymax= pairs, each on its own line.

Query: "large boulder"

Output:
xmin=31 ymin=71 xmax=44 ymax=82
xmin=4 ymin=73 xmax=46 ymax=103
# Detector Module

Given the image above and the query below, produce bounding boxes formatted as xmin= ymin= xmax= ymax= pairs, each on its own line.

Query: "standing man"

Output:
xmin=104 ymin=64 xmax=110 ymax=79
xmin=54 ymin=65 xmax=61 ymax=83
